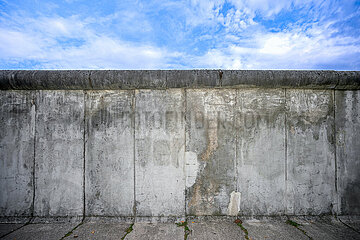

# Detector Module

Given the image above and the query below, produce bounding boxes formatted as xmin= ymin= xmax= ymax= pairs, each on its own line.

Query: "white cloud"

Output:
xmin=0 ymin=14 xmax=180 ymax=69
xmin=191 ymin=20 xmax=360 ymax=69
xmin=259 ymin=34 xmax=293 ymax=55
xmin=0 ymin=0 xmax=359 ymax=69
xmin=0 ymin=30 xmax=43 ymax=58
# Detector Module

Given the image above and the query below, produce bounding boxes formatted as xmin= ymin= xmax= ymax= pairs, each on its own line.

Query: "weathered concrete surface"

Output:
xmin=242 ymin=217 xmax=308 ymax=240
xmin=0 ymin=70 xmax=91 ymax=90
xmin=126 ymin=223 xmax=183 ymax=240
xmin=165 ymin=70 xmax=220 ymax=88
xmin=64 ymin=221 xmax=130 ymax=239
xmin=90 ymin=70 xmax=167 ymax=90
xmin=286 ymin=89 xmax=336 ymax=215
xmin=336 ymin=91 xmax=360 ymax=215
xmin=336 ymin=71 xmax=360 ymax=90
xmin=188 ymin=219 xmax=244 ymax=240
xmin=85 ymin=91 xmax=134 ymax=216
xmin=135 ymin=89 xmax=185 ymax=216
xmin=290 ymin=216 xmax=360 ymax=240
xmin=89 ymin=70 xmax=219 ymax=90
xmin=1 ymin=218 xmax=359 ymax=239
xmin=186 ymin=89 xmax=237 ymax=216
xmin=237 ymin=89 xmax=286 ymax=215
xmin=0 ymin=91 xmax=35 ymax=217
xmin=2 ymin=223 xmax=78 ymax=240
xmin=1 ymin=70 xmax=359 ymax=90
xmin=339 ymin=216 xmax=360 ymax=232
xmin=34 ymin=91 xmax=84 ymax=217
xmin=1 ymin=85 xmax=360 ymax=218
xmin=0 ymin=223 xmax=24 ymax=238
xmin=222 ymin=70 xmax=340 ymax=89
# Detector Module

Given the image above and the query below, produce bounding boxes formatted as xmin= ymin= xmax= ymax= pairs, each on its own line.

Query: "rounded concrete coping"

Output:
xmin=0 ymin=70 xmax=359 ymax=90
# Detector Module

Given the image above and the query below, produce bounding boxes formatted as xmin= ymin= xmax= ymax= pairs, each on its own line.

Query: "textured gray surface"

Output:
xmin=34 ymin=91 xmax=84 ymax=217
xmin=0 ymin=217 xmax=359 ymax=239
xmin=188 ymin=219 xmax=244 ymax=240
xmin=286 ymin=89 xmax=336 ymax=215
xmin=237 ymin=88 xmax=286 ymax=215
xmin=222 ymin=70 xmax=341 ymax=89
xmin=63 ymin=222 xmax=130 ymax=240
xmin=85 ymin=90 xmax=135 ymax=216
xmin=135 ymin=89 xmax=185 ymax=217
xmin=336 ymin=91 xmax=360 ymax=215
xmin=0 ymin=70 xmax=91 ymax=90
xmin=1 ymin=70 xmax=359 ymax=90
xmin=0 ymin=91 xmax=35 ymax=217
xmin=185 ymin=89 xmax=237 ymax=216
xmin=290 ymin=216 xmax=360 ymax=240
xmin=2 ymin=223 xmax=78 ymax=240
xmin=242 ymin=217 xmax=308 ymax=240
xmin=0 ymin=86 xmax=359 ymax=218
xmin=339 ymin=216 xmax=360 ymax=232
xmin=0 ymin=223 xmax=24 ymax=238
xmin=90 ymin=70 xmax=168 ymax=90
xmin=126 ymin=223 xmax=183 ymax=240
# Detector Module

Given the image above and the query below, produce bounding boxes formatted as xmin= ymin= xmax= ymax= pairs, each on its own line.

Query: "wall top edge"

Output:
xmin=0 ymin=70 xmax=359 ymax=90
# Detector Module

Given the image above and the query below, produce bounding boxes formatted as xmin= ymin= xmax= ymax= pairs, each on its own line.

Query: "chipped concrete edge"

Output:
xmin=0 ymin=70 xmax=359 ymax=90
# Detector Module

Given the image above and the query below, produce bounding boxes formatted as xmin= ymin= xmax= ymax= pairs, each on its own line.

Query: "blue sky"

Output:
xmin=0 ymin=0 xmax=359 ymax=69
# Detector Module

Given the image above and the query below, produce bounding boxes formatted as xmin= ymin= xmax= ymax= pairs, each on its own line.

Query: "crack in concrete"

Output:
xmin=59 ymin=220 xmax=84 ymax=240
xmin=338 ymin=217 xmax=360 ymax=235
xmin=286 ymin=219 xmax=313 ymax=240
xmin=176 ymin=220 xmax=191 ymax=240
xmin=235 ymin=219 xmax=250 ymax=240
xmin=0 ymin=220 xmax=31 ymax=239
xmin=121 ymin=223 xmax=134 ymax=240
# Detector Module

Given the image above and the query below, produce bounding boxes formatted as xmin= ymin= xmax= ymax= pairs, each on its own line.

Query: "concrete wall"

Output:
xmin=0 ymin=71 xmax=359 ymax=219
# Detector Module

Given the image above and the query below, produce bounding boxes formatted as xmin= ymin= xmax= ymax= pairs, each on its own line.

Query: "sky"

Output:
xmin=0 ymin=0 xmax=360 ymax=70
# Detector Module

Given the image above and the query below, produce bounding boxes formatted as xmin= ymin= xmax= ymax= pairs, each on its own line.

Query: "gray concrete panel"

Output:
xmin=237 ymin=89 xmax=286 ymax=215
xmin=85 ymin=90 xmax=135 ymax=216
xmin=135 ymin=89 xmax=185 ymax=216
xmin=0 ymin=91 xmax=35 ymax=216
xmin=336 ymin=90 xmax=360 ymax=215
xmin=34 ymin=91 xmax=84 ymax=217
xmin=186 ymin=89 xmax=237 ymax=216
xmin=286 ymin=89 xmax=336 ymax=215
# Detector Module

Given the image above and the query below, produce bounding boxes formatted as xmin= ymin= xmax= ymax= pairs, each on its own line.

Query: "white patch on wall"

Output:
xmin=227 ymin=191 xmax=241 ymax=216
xmin=185 ymin=151 xmax=199 ymax=188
